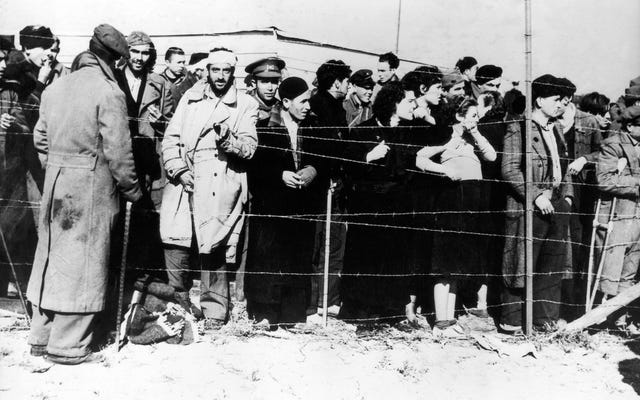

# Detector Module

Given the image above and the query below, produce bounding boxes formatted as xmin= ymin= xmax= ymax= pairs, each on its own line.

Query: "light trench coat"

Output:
xmin=160 ymin=81 xmax=258 ymax=261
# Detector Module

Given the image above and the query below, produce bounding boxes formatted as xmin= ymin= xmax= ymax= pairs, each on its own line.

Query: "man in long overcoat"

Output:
xmin=26 ymin=24 xmax=141 ymax=365
xmin=160 ymin=48 xmax=258 ymax=324
xmin=500 ymin=74 xmax=574 ymax=332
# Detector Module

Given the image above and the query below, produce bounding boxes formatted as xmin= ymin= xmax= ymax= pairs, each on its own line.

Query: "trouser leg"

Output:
xmin=500 ymin=286 xmax=523 ymax=327
xmin=310 ymin=196 xmax=346 ymax=312
xmin=200 ymin=248 xmax=230 ymax=321
xmin=533 ymin=202 xmax=569 ymax=327
xmin=27 ymin=305 xmax=53 ymax=348
xmin=46 ymin=312 xmax=96 ymax=358
xmin=618 ymin=224 xmax=640 ymax=295
xmin=164 ymin=245 xmax=192 ymax=293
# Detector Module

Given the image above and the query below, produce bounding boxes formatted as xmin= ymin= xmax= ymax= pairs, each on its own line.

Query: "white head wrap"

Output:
xmin=206 ymin=49 xmax=237 ymax=67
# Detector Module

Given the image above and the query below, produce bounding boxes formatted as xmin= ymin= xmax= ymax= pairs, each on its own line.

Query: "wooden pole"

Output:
xmin=564 ymin=281 xmax=640 ymax=332
xmin=395 ymin=0 xmax=402 ymax=55
xmin=524 ymin=0 xmax=534 ymax=335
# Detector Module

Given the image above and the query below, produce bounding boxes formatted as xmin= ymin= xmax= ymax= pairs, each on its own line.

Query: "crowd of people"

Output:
xmin=1 ymin=23 xmax=640 ymax=365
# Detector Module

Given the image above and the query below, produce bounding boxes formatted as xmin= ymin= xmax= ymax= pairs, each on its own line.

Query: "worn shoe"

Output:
xmin=316 ymin=305 xmax=340 ymax=318
xmin=174 ymin=291 xmax=204 ymax=320
xmin=467 ymin=308 xmax=490 ymax=319
xmin=498 ymin=323 xmax=524 ymax=336
xmin=30 ymin=345 xmax=47 ymax=357
xmin=45 ymin=352 xmax=104 ymax=366
xmin=433 ymin=320 xmax=465 ymax=338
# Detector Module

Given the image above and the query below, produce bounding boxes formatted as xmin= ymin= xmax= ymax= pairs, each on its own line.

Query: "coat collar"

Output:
xmin=617 ymin=132 xmax=640 ymax=173
xmin=71 ymin=51 xmax=118 ymax=83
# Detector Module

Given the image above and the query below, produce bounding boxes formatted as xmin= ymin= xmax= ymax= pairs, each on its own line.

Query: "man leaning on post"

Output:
xmin=26 ymin=24 xmax=142 ymax=365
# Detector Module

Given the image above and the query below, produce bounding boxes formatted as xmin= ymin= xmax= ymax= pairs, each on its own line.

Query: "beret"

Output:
xmin=245 ymin=57 xmax=285 ymax=78
xmin=442 ymin=72 xmax=465 ymax=89
xmin=349 ymin=69 xmax=374 ymax=88
xmin=19 ymin=25 xmax=54 ymax=50
xmin=92 ymin=24 xmax=129 ymax=58
xmin=476 ymin=64 xmax=503 ymax=85
xmin=278 ymin=77 xmax=309 ymax=100
xmin=127 ymin=31 xmax=153 ymax=47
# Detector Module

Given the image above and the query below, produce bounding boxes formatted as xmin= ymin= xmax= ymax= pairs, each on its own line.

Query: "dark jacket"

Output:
xmin=343 ymin=92 xmax=372 ymax=128
xmin=501 ymin=119 xmax=574 ymax=288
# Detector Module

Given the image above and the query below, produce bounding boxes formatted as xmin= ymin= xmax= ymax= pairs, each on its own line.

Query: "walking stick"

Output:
xmin=586 ymin=158 xmax=627 ymax=311
xmin=322 ymin=186 xmax=333 ymax=328
xmin=0 ymin=227 xmax=30 ymax=324
xmin=585 ymin=198 xmax=602 ymax=311
xmin=115 ymin=201 xmax=132 ymax=351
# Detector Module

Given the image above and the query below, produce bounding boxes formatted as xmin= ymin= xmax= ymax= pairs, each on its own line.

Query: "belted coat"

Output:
xmin=26 ymin=52 xmax=141 ymax=312
xmin=160 ymin=81 xmax=258 ymax=261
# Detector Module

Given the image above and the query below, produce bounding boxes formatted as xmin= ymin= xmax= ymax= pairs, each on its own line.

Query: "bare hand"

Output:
xmin=282 ymin=171 xmax=304 ymax=188
xmin=0 ymin=113 xmax=16 ymax=129
xmin=405 ymin=301 xmax=417 ymax=324
xmin=148 ymin=105 xmax=162 ymax=123
xmin=567 ymin=157 xmax=587 ymax=175
xmin=296 ymin=166 xmax=317 ymax=187
xmin=535 ymin=194 xmax=555 ymax=215
xmin=214 ymin=123 xmax=231 ymax=141
xmin=565 ymin=197 xmax=573 ymax=208
xmin=416 ymin=156 xmax=430 ymax=171
xmin=443 ymin=166 xmax=461 ymax=181
xmin=37 ymin=57 xmax=52 ymax=83
xmin=179 ymin=170 xmax=194 ymax=192
xmin=366 ymin=140 xmax=390 ymax=163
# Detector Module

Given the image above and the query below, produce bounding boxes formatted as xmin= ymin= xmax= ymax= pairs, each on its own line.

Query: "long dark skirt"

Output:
xmin=244 ymin=214 xmax=315 ymax=325
xmin=339 ymin=188 xmax=411 ymax=323
xmin=431 ymin=180 xmax=491 ymax=283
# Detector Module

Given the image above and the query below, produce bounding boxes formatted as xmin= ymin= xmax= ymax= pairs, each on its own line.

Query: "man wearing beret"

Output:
xmin=114 ymin=30 xmax=174 ymax=273
xmin=26 ymin=24 xmax=141 ymax=365
xmin=160 ymin=47 xmax=258 ymax=325
xmin=501 ymin=74 xmax=574 ymax=333
xmin=343 ymin=69 xmax=374 ymax=127
xmin=592 ymin=105 xmax=640 ymax=331
xmin=475 ymin=64 xmax=503 ymax=97
xmin=245 ymin=57 xmax=286 ymax=127
xmin=245 ymin=76 xmax=329 ymax=326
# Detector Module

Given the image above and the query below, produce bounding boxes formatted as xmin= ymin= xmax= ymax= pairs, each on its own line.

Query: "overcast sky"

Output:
xmin=2 ymin=0 xmax=638 ymax=98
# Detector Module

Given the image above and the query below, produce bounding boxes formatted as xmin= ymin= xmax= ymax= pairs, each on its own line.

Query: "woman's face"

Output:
xmin=424 ymin=83 xmax=443 ymax=106
xmin=396 ymin=90 xmax=418 ymax=120
xmin=457 ymin=106 xmax=480 ymax=130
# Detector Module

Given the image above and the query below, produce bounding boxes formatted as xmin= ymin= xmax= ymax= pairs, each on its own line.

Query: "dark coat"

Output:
xmin=501 ymin=119 xmax=574 ymax=288
xmin=339 ymin=118 xmax=413 ymax=320
xmin=0 ymin=82 xmax=36 ymax=265
xmin=26 ymin=52 xmax=142 ymax=313
xmin=244 ymin=109 xmax=328 ymax=306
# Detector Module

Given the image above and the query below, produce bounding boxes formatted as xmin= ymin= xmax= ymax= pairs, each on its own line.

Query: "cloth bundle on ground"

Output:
xmin=123 ymin=277 xmax=200 ymax=345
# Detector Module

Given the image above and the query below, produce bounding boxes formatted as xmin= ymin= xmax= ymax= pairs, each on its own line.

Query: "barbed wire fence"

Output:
xmin=1 ymin=7 xmax=636 ymax=337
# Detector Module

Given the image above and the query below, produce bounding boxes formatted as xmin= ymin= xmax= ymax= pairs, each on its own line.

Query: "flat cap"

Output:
xmin=245 ymin=57 xmax=285 ymax=78
xmin=127 ymin=31 xmax=153 ymax=47
xmin=625 ymin=85 xmax=640 ymax=99
xmin=93 ymin=24 xmax=129 ymax=58
xmin=189 ymin=52 xmax=208 ymax=66
xmin=476 ymin=64 xmax=503 ymax=85
xmin=349 ymin=69 xmax=374 ymax=88
xmin=19 ymin=25 xmax=54 ymax=50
